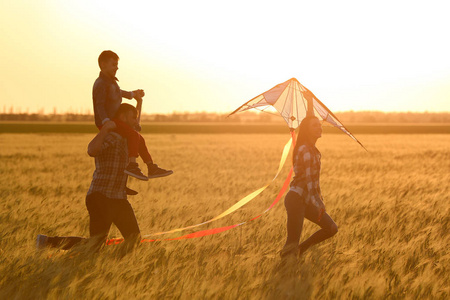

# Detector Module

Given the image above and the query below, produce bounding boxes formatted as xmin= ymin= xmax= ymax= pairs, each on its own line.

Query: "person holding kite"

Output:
xmin=280 ymin=115 xmax=338 ymax=257
xmin=93 ymin=50 xmax=172 ymax=181
xmin=229 ymin=78 xmax=365 ymax=257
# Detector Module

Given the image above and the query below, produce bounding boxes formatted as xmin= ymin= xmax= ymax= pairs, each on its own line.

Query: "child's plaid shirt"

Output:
xmin=92 ymin=72 xmax=134 ymax=128
xmin=289 ymin=143 xmax=322 ymax=208
xmin=87 ymin=132 xmax=128 ymax=199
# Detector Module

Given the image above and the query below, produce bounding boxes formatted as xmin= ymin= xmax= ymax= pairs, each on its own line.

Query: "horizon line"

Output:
xmin=1 ymin=108 xmax=449 ymax=115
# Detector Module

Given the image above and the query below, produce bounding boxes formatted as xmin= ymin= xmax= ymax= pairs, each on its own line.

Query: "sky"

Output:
xmin=1 ymin=0 xmax=449 ymax=114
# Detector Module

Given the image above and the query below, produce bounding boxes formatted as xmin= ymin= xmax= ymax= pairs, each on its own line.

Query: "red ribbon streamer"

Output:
xmin=106 ymin=167 xmax=292 ymax=245
xmin=106 ymin=130 xmax=296 ymax=245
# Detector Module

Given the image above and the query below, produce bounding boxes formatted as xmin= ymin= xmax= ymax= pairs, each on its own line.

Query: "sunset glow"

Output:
xmin=1 ymin=0 xmax=449 ymax=114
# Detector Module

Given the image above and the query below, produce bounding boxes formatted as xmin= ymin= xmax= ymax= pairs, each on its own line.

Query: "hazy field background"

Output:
xmin=0 ymin=130 xmax=448 ymax=299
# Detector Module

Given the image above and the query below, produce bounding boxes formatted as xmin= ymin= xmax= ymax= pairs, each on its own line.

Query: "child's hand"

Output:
xmin=133 ymin=89 xmax=145 ymax=99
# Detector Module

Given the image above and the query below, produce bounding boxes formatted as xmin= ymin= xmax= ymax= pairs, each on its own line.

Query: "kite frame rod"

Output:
xmin=299 ymin=85 xmax=368 ymax=151
xmin=227 ymin=79 xmax=293 ymax=117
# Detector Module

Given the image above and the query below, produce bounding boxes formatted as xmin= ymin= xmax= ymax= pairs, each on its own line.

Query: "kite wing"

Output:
xmin=228 ymin=78 xmax=306 ymax=129
xmin=228 ymin=78 xmax=366 ymax=150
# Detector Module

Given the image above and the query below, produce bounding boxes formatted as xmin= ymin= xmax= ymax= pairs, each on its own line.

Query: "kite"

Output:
xmin=228 ymin=77 xmax=366 ymax=150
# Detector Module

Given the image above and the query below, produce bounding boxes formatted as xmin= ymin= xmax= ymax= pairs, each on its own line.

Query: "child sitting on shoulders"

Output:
xmin=93 ymin=50 xmax=172 ymax=180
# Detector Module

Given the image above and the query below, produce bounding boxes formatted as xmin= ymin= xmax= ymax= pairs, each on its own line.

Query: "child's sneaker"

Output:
xmin=147 ymin=163 xmax=173 ymax=179
xmin=36 ymin=234 xmax=48 ymax=250
xmin=124 ymin=162 xmax=149 ymax=181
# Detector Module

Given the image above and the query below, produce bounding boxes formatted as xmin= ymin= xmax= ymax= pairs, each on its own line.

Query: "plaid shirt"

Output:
xmin=87 ymin=132 xmax=128 ymax=199
xmin=290 ymin=143 xmax=322 ymax=207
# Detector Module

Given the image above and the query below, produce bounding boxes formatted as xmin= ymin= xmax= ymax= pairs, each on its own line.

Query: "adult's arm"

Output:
xmin=87 ymin=122 xmax=116 ymax=157
xmin=303 ymin=90 xmax=315 ymax=117
xmin=135 ymin=97 xmax=142 ymax=128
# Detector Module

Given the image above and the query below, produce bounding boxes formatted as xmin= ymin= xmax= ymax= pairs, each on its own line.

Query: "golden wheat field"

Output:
xmin=0 ymin=132 xmax=449 ymax=299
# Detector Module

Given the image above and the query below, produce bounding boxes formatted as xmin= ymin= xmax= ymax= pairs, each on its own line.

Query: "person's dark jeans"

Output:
xmin=284 ymin=191 xmax=338 ymax=254
xmin=47 ymin=192 xmax=141 ymax=251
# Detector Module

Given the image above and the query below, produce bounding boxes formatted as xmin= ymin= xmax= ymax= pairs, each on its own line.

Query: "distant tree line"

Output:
xmin=0 ymin=110 xmax=449 ymax=123
xmin=331 ymin=111 xmax=450 ymax=123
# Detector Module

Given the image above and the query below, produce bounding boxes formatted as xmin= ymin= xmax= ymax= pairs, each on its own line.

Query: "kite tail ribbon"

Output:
xmin=106 ymin=131 xmax=296 ymax=245
xmin=106 ymin=166 xmax=294 ymax=245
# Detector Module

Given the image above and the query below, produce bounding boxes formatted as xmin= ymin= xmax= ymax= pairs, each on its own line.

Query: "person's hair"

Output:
xmin=292 ymin=116 xmax=319 ymax=164
xmin=115 ymin=103 xmax=138 ymax=119
xmin=98 ymin=50 xmax=119 ymax=68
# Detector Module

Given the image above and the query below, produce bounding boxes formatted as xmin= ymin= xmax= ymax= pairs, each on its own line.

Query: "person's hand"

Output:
xmin=102 ymin=120 xmax=116 ymax=132
xmin=133 ymin=89 xmax=145 ymax=99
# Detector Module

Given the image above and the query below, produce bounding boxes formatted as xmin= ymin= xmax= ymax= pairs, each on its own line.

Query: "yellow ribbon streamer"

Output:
xmin=144 ymin=136 xmax=293 ymax=237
